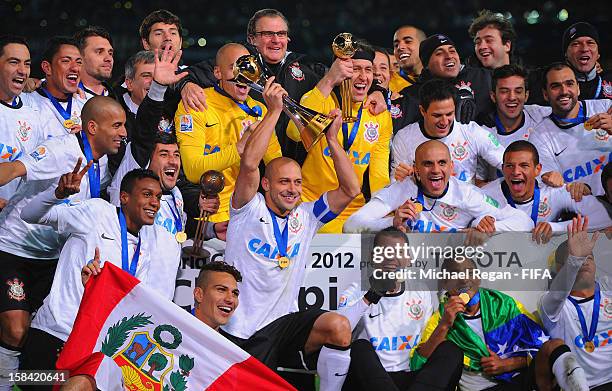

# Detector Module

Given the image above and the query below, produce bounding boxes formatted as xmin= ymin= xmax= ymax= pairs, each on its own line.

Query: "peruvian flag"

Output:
xmin=56 ymin=263 xmax=296 ymax=390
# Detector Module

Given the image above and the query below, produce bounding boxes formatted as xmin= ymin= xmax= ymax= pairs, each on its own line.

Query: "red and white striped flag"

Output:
xmin=56 ymin=263 xmax=296 ymax=390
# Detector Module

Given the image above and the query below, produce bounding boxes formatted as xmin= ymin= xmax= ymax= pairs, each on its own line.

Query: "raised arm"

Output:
xmin=540 ymin=215 xmax=600 ymax=323
xmin=21 ymin=158 xmax=92 ymax=227
xmin=231 ymin=77 xmax=285 ymax=209
xmin=324 ymin=109 xmax=361 ymax=214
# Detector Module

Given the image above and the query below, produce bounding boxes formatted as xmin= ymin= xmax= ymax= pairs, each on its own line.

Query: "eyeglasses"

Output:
xmin=254 ymin=31 xmax=289 ymax=39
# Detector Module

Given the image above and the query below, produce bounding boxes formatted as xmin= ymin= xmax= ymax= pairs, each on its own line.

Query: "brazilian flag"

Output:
xmin=411 ymin=288 xmax=547 ymax=382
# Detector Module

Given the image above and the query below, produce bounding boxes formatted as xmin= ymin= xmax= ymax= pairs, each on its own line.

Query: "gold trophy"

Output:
xmin=332 ymin=32 xmax=357 ymax=123
xmin=187 ymin=170 xmax=225 ymax=258
xmin=233 ymin=55 xmax=333 ymax=151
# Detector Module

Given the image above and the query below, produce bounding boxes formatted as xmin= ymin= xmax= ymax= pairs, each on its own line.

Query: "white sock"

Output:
xmin=0 ymin=345 xmax=19 ymax=390
xmin=317 ymin=345 xmax=351 ymax=391
xmin=552 ymin=351 xmax=589 ymax=391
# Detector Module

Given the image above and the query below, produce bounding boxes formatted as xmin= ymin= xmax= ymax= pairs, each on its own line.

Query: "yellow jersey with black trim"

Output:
xmin=388 ymin=71 xmax=416 ymax=94
xmin=287 ymin=87 xmax=391 ymax=233
xmin=174 ymin=87 xmax=282 ymax=222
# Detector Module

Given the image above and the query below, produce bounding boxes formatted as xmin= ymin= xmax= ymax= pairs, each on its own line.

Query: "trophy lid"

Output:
xmin=200 ymin=170 xmax=225 ymax=196
xmin=233 ymin=55 xmax=262 ymax=84
xmin=332 ymin=33 xmax=356 ymax=59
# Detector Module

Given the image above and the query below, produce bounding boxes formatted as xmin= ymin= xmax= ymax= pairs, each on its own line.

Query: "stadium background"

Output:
xmin=0 ymin=0 xmax=609 ymax=81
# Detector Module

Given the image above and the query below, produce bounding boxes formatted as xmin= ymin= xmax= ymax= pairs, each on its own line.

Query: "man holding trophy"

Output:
xmin=287 ymin=34 xmax=392 ymax=233
xmin=174 ymin=43 xmax=282 ymax=222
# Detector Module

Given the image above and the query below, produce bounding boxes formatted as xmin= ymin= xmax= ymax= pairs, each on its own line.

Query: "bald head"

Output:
xmin=81 ymin=96 xmax=124 ymax=126
xmin=216 ymin=43 xmax=249 ymax=70
xmin=264 ymin=156 xmax=300 ymax=179
xmin=415 ymin=140 xmax=450 ymax=164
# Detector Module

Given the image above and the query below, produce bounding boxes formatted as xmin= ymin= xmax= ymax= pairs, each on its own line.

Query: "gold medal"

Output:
xmin=175 ymin=231 xmax=187 ymax=243
xmin=584 ymin=340 xmax=595 ymax=353
xmin=278 ymin=256 xmax=290 ymax=269
xmin=413 ymin=202 xmax=423 ymax=214
xmin=63 ymin=119 xmax=74 ymax=129
xmin=584 ymin=121 xmax=593 ymax=131
xmin=459 ymin=292 xmax=470 ymax=304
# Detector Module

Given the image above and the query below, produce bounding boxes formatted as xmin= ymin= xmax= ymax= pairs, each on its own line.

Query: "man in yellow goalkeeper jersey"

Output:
xmin=174 ymin=43 xmax=282 ymax=222
xmin=287 ymin=41 xmax=391 ymax=233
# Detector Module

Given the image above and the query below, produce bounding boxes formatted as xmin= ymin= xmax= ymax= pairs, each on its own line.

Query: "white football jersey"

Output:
xmin=20 ymin=90 xmax=85 ymax=139
xmin=0 ymin=134 xmax=109 ymax=259
xmin=529 ymin=99 xmax=612 ymax=196
xmin=477 ymin=105 xmax=551 ymax=180
xmin=338 ymin=282 xmax=434 ymax=372
xmin=540 ymin=277 xmax=612 ymax=388
xmin=0 ymin=97 xmax=47 ymax=202
xmin=30 ymin=196 xmax=171 ymax=341
xmin=371 ymin=177 xmax=534 ymax=233
xmin=223 ymin=192 xmax=336 ymax=338
xmin=392 ymin=120 xmax=504 ymax=184
xmin=107 ymin=142 xmax=184 ymax=296
xmin=482 ymin=178 xmax=612 ymax=231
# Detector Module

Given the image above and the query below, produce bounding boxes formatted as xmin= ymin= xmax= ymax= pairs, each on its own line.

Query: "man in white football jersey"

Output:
xmin=0 ymin=34 xmax=49 ymax=391
xmin=224 ymin=70 xmax=360 ymax=389
xmin=17 ymin=168 xmax=172 ymax=390
xmin=20 ymin=36 xmax=85 ymax=138
xmin=0 ymin=36 xmax=46 ymax=211
xmin=392 ymin=79 xmax=504 ymax=185
xmin=476 ymin=64 xmax=551 ymax=181
xmin=529 ymin=62 xmax=612 ymax=196
xmin=338 ymin=228 xmax=463 ymax=390
xmin=0 ymin=96 xmax=125 ymax=385
xmin=345 ymin=140 xmax=533 ymax=233
xmin=483 ymin=141 xmax=611 ymax=243
xmin=539 ymin=215 xmax=612 ymax=390
xmin=73 ymin=26 xmax=114 ymax=99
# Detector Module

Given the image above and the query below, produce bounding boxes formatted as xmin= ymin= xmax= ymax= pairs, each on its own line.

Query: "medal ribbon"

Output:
xmin=341 ymin=105 xmax=363 ymax=151
xmin=416 ymin=187 xmax=438 ymax=212
xmin=40 ymin=87 xmax=72 ymax=121
xmin=11 ymin=96 xmax=18 ymax=107
xmin=567 ymin=282 xmax=600 ymax=345
xmin=167 ymin=193 xmax=183 ymax=233
xmin=501 ymin=181 xmax=540 ymax=225
xmin=466 ymin=291 xmax=481 ymax=307
xmin=549 ymin=102 xmax=586 ymax=126
xmin=118 ymin=208 xmax=141 ymax=276
xmin=79 ymin=131 xmax=100 ymax=198
xmin=267 ymin=207 xmax=289 ymax=258
xmin=213 ymin=84 xmax=262 ymax=117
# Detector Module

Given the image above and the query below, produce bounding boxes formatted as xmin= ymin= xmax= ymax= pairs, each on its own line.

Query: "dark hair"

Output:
xmin=196 ymin=261 xmax=243 ymax=288
xmin=373 ymin=227 xmax=408 ymax=247
xmin=372 ymin=45 xmax=391 ymax=68
xmin=0 ymin=35 xmax=29 ymax=57
xmin=542 ymin=62 xmax=573 ymax=87
xmin=468 ymin=10 xmax=517 ymax=56
xmin=41 ymin=36 xmax=78 ymax=63
xmin=419 ymin=79 xmax=457 ymax=111
xmin=247 ymin=9 xmax=289 ymax=38
xmin=139 ymin=10 xmax=182 ymax=41
xmin=73 ymin=26 xmax=113 ymax=51
xmin=150 ymin=132 xmax=178 ymax=160
xmin=120 ymin=168 xmax=160 ymax=194
xmin=492 ymin=64 xmax=529 ymax=92
xmin=441 ymin=257 xmax=477 ymax=274
xmin=503 ymin=140 xmax=539 ymax=165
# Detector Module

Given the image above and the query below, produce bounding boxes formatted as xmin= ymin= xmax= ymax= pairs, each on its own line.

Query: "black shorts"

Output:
xmin=0 ymin=250 xmax=57 ymax=313
xmin=225 ymin=308 xmax=327 ymax=370
xmin=20 ymin=327 xmax=65 ymax=391
xmin=484 ymin=358 xmax=540 ymax=391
